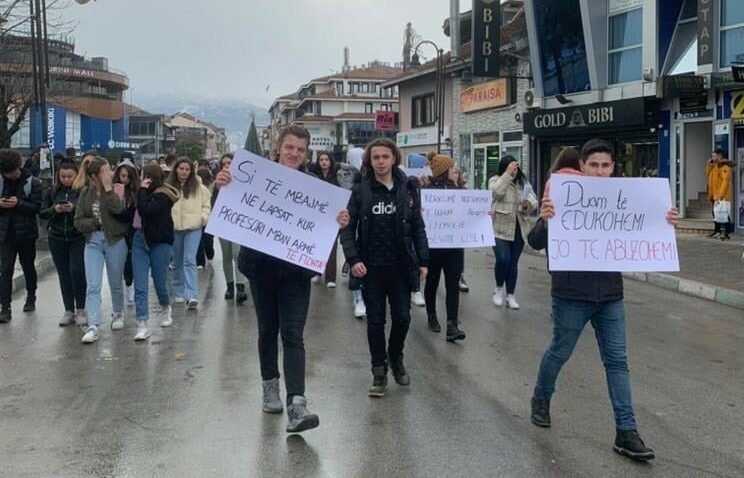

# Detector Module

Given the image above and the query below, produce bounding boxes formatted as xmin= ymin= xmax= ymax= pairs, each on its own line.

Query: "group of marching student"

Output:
xmin=0 ymin=147 xmax=252 ymax=344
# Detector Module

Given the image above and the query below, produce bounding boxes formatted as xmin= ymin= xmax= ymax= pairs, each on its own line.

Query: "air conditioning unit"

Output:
xmin=524 ymin=89 xmax=543 ymax=110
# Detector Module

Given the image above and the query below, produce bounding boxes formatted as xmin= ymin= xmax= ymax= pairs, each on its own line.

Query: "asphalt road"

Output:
xmin=1 ymin=249 xmax=742 ymax=478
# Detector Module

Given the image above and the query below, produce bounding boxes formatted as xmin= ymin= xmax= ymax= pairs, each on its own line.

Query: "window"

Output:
xmin=534 ymin=0 xmax=590 ymax=95
xmin=412 ymin=93 xmax=435 ymax=128
xmin=365 ymin=103 xmax=373 ymax=114
xmin=721 ymin=0 xmax=744 ymax=67
xmin=380 ymin=104 xmax=390 ymax=111
xmin=608 ymin=7 xmax=643 ymax=84
xmin=362 ymin=83 xmax=370 ymax=93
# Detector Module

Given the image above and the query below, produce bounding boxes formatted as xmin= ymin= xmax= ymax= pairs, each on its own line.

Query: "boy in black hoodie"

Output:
xmin=340 ymin=138 xmax=429 ymax=397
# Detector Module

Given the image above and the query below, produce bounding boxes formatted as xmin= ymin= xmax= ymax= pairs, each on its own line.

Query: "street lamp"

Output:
xmin=411 ymin=40 xmax=445 ymax=154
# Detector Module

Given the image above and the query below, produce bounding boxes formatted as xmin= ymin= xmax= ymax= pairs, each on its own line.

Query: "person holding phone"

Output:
xmin=40 ymin=162 xmax=86 ymax=326
xmin=0 ymin=149 xmax=43 ymax=323
xmin=73 ymin=157 xmax=130 ymax=343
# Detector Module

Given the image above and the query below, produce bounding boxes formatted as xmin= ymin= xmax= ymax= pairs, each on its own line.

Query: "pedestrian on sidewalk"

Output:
xmin=212 ymin=153 xmax=247 ymax=303
xmin=339 ymin=148 xmax=366 ymax=319
xmin=195 ymin=165 xmax=215 ymax=270
xmin=309 ymin=151 xmax=340 ymax=289
xmin=167 ymin=158 xmax=211 ymax=310
xmin=489 ymin=155 xmax=537 ymax=310
xmin=218 ymin=125 xmax=349 ymax=433
xmin=40 ymin=162 xmax=86 ymax=326
xmin=706 ymin=149 xmax=733 ymax=240
xmin=340 ymin=138 xmax=429 ymax=398
xmin=420 ymin=153 xmax=466 ymax=342
xmin=0 ymin=149 xmax=43 ymax=323
xmin=114 ymin=160 xmax=139 ymax=304
xmin=74 ymin=157 xmax=130 ymax=343
xmin=131 ymin=163 xmax=180 ymax=341
xmin=527 ymin=138 xmax=680 ymax=461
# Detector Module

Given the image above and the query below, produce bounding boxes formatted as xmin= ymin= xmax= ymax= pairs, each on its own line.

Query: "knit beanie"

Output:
xmin=428 ymin=153 xmax=455 ymax=178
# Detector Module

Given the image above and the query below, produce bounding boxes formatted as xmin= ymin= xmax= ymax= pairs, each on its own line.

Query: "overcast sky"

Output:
xmin=67 ymin=0 xmax=459 ymax=108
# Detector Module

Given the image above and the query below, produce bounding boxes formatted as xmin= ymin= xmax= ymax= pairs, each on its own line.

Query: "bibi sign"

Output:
xmin=421 ymin=190 xmax=495 ymax=249
xmin=206 ymin=150 xmax=351 ymax=273
xmin=547 ymin=175 xmax=679 ymax=272
xmin=472 ymin=0 xmax=501 ymax=77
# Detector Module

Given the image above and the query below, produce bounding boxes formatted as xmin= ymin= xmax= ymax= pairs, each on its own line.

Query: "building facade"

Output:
xmin=3 ymin=34 xmax=132 ymax=155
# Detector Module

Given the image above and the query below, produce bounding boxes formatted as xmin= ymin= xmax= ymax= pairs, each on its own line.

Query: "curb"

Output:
xmin=12 ymin=254 xmax=55 ymax=296
xmin=524 ymin=248 xmax=744 ymax=311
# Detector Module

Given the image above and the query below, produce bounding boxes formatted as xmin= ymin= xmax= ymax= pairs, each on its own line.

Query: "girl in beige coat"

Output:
xmin=489 ymin=156 xmax=537 ymax=309
xmin=167 ymin=158 xmax=211 ymax=309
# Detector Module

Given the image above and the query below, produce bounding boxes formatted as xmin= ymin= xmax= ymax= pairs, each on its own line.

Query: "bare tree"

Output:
xmin=0 ymin=0 xmax=75 ymax=148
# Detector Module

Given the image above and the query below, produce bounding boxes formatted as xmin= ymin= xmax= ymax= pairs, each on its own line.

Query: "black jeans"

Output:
xmin=249 ymin=268 xmax=311 ymax=404
xmin=363 ymin=266 xmax=412 ymax=367
xmin=48 ymin=238 xmax=87 ymax=312
xmin=196 ymin=228 xmax=215 ymax=267
xmin=0 ymin=238 xmax=37 ymax=308
xmin=424 ymin=249 xmax=464 ymax=323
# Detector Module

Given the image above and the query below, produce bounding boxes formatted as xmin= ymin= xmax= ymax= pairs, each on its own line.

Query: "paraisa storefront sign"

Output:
xmin=460 ymin=79 xmax=508 ymax=113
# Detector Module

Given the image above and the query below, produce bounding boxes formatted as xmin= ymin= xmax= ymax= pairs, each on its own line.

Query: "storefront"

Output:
xmin=722 ymin=89 xmax=744 ymax=230
xmin=523 ymin=97 xmax=663 ymax=198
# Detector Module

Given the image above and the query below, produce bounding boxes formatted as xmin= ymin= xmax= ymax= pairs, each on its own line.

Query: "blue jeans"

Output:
xmin=534 ymin=298 xmax=637 ymax=430
xmin=172 ymin=229 xmax=201 ymax=301
xmin=132 ymin=230 xmax=172 ymax=321
xmin=84 ymin=231 xmax=128 ymax=326
xmin=493 ymin=223 xmax=524 ymax=294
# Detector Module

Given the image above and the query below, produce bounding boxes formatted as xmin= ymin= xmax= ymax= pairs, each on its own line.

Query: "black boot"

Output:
xmin=368 ymin=365 xmax=387 ymax=397
xmin=614 ymin=429 xmax=655 ymax=461
xmin=530 ymin=396 xmax=551 ymax=428
xmin=224 ymin=282 xmax=235 ymax=300
xmin=23 ymin=295 xmax=35 ymax=312
xmin=389 ymin=355 xmax=410 ymax=386
xmin=427 ymin=313 xmax=441 ymax=333
xmin=446 ymin=320 xmax=466 ymax=342
xmin=235 ymin=283 xmax=248 ymax=304
xmin=0 ymin=307 xmax=10 ymax=323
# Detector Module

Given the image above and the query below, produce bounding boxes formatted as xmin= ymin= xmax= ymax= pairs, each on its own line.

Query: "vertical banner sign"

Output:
xmin=472 ymin=0 xmax=501 ymax=77
xmin=697 ymin=0 xmax=715 ymax=65
xmin=421 ymin=189 xmax=495 ymax=249
xmin=547 ymin=175 xmax=679 ymax=272
xmin=205 ymin=150 xmax=351 ymax=274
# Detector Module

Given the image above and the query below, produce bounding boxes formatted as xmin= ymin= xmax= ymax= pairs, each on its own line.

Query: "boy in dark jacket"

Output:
xmin=528 ymin=139 xmax=679 ymax=461
xmin=0 ymin=149 xmax=43 ymax=322
xmin=340 ymin=138 xmax=429 ymax=398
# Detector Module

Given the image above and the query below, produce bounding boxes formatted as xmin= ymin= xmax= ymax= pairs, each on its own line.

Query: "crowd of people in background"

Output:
xmin=0 ymin=124 xmax=683 ymax=460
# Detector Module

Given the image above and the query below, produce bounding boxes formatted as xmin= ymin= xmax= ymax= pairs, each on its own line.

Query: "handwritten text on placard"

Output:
xmin=421 ymin=189 xmax=495 ymax=249
xmin=205 ymin=150 xmax=351 ymax=273
xmin=547 ymin=175 xmax=679 ymax=272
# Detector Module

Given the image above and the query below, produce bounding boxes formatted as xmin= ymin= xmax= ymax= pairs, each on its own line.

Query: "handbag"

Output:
xmin=713 ymin=200 xmax=731 ymax=223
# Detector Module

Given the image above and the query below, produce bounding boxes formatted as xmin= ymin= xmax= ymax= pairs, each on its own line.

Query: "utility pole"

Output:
xmin=450 ymin=0 xmax=460 ymax=58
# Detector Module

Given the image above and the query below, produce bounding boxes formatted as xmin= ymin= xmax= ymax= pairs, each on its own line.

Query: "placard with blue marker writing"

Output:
xmin=205 ymin=149 xmax=351 ymax=273
xmin=548 ymin=175 xmax=679 ymax=272
xmin=421 ymin=189 xmax=495 ymax=249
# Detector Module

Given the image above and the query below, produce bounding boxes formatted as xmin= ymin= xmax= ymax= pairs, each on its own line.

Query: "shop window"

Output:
xmin=721 ymin=0 xmax=744 ymax=67
xmin=608 ymin=7 xmax=643 ymax=84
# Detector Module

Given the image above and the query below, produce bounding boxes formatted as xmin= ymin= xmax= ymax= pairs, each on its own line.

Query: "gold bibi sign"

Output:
xmin=460 ymin=79 xmax=508 ymax=113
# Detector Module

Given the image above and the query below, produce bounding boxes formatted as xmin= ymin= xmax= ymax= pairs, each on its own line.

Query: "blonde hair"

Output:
xmin=72 ymin=152 xmax=97 ymax=190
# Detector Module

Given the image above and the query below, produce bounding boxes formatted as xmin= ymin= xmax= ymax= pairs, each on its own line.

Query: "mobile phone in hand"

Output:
xmin=113 ymin=183 xmax=125 ymax=200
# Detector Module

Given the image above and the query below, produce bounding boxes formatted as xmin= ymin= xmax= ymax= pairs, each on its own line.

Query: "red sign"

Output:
xmin=375 ymin=111 xmax=398 ymax=131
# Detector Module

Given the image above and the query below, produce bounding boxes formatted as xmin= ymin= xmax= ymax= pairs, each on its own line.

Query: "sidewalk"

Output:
xmin=624 ymin=233 xmax=744 ymax=310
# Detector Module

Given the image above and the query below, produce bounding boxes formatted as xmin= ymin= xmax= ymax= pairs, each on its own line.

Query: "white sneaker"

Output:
xmin=134 ymin=323 xmax=151 ymax=341
xmin=75 ymin=309 xmax=87 ymax=327
xmin=326 ymin=282 xmax=336 ymax=289
xmin=174 ymin=297 xmax=186 ymax=304
xmin=197 ymin=265 xmax=204 ymax=270
xmin=187 ymin=299 xmax=199 ymax=310
xmin=412 ymin=291 xmax=426 ymax=307
xmin=59 ymin=311 xmax=75 ymax=327
xmin=506 ymin=295 xmax=520 ymax=310
xmin=81 ymin=326 xmax=99 ymax=343
xmin=311 ymin=276 xmax=321 ymax=284
xmin=492 ymin=287 xmax=505 ymax=307
xmin=111 ymin=312 xmax=125 ymax=331
xmin=127 ymin=285 xmax=135 ymax=304
xmin=353 ymin=298 xmax=367 ymax=318
xmin=159 ymin=305 xmax=173 ymax=327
